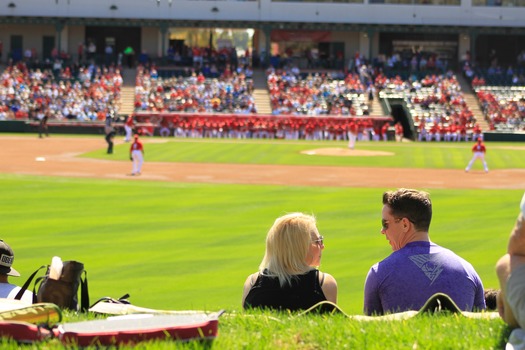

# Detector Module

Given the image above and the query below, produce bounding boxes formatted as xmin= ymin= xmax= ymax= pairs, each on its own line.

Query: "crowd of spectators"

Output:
xmin=376 ymin=71 xmax=481 ymax=141
xmin=3 ymin=45 xmax=525 ymax=139
xmin=372 ymin=50 xmax=450 ymax=76
xmin=266 ymin=66 xmax=371 ymax=117
xmin=0 ymin=61 xmax=122 ymax=121
xmin=463 ymin=49 xmax=525 ymax=87
xmin=475 ymin=87 xmax=525 ymax=131
xmin=134 ymin=64 xmax=256 ymax=114
xmin=465 ymin=64 xmax=525 ymax=87
xmin=166 ymin=45 xmax=247 ymax=74
xmin=462 ymin=50 xmax=525 ymax=132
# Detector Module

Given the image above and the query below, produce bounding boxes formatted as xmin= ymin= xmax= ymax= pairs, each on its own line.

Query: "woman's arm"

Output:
xmin=241 ymin=272 xmax=258 ymax=306
xmin=320 ymin=272 xmax=338 ymax=304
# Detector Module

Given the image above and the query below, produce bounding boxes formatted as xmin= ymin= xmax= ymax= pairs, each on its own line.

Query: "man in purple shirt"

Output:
xmin=364 ymin=188 xmax=486 ymax=315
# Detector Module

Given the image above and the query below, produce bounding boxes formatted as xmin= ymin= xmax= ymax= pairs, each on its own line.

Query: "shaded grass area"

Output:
xmin=81 ymin=139 xmax=525 ymax=170
xmin=2 ymin=174 xmax=520 ymax=316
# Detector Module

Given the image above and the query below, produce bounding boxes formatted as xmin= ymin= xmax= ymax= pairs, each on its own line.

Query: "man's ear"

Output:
xmin=402 ymin=217 xmax=410 ymax=231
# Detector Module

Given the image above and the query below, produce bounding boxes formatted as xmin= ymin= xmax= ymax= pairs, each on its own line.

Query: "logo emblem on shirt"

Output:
xmin=409 ymin=254 xmax=444 ymax=285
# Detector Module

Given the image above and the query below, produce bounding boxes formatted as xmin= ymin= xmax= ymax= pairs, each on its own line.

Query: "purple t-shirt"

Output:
xmin=364 ymin=241 xmax=486 ymax=315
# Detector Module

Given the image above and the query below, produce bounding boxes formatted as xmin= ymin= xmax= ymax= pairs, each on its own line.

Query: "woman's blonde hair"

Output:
xmin=259 ymin=212 xmax=318 ymax=287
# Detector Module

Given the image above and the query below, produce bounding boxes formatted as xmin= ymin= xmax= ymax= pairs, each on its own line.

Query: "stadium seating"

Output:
xmin=0 ymin=62 xmax=122 ymax=122
xmin=267 ymin=68 xmax=369 ymax=117
xmin=475 ymin=86 xmax=525 ymax=132
xmin=377 ymin=72 xmax=478 ymax=141
xmin=134 ymin=65 xmax=256 ymax=114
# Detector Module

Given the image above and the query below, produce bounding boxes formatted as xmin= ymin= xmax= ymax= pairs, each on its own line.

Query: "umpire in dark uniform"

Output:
xmin=37 ymin=109 xmax=50 ymax=138
xmin=104 ymin=110 xmax=116 ymax=154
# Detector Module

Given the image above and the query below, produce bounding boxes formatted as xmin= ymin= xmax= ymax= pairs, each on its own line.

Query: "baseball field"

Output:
xmin=1 ymin=134 xmax=524 ymax=318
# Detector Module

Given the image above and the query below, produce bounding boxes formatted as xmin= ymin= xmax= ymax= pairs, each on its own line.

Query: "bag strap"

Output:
xmin=33 ymin=275 xmax=47 ymax=298
xmin=14 ymin=265 xmax=48 ymax=302
xmin=79 ymin=270 xmax=89 ymax=312
xmin=89 ymin=293 xmax=130 ymax=309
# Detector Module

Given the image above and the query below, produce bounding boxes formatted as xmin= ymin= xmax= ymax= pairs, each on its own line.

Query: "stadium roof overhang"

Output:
xmin=1 ymin=16 xmax=525 ymax=35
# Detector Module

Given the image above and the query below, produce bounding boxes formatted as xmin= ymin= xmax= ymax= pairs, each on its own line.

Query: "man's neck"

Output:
xmin=398 ymin=231 xmax=430 ymax=250
xmin=412 ymin=231 xmax=430 ymax=242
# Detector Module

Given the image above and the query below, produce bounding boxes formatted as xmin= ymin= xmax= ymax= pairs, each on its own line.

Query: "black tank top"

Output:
xmin=243 ymin=269 xmax=328 ymax=312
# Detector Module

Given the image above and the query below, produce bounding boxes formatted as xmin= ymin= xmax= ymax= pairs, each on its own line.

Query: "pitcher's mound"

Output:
xmin=301 ymin=148 xmax=394 ymax=157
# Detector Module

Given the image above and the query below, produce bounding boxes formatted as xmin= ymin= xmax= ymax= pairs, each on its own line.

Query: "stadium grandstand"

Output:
xmin=0 ymin=0 xmax=524 ymax=141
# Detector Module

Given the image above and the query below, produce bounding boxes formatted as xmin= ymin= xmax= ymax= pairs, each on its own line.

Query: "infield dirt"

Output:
xmin=1 ymin=135 xmax=524 ymax=190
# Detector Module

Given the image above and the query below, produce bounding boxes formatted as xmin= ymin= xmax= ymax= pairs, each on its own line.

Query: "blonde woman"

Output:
xmin=242 ymin=213 xmax=337 ymax=311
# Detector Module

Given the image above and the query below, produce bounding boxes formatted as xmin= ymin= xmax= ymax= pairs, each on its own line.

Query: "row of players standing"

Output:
xmin=149 ymin=115 xmax=404 ymax=143
xmin=417 ymin=120 xmax=483 ymax=142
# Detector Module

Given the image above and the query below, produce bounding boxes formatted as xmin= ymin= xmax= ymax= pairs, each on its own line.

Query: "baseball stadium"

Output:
xmin=1 ymin=0 xmax=525 ymax=348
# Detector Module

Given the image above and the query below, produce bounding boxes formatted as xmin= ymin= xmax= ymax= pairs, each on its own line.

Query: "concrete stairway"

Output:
xmin=119 ymin=86 xmax=136 ymax=116
xmin=251 ymin=69 xmax=273 ymax=115
xmin=456 ymin=74 xmax=490 ymax=131
xmin=118 ymin=67 xmax=137 ymax=116
xmin=369 ymin=91 xmax=386 ymax=117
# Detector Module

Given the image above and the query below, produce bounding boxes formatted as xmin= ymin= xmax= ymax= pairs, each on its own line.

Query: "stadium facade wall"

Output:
xmin=0 ymin=23 xmax=482 ymax=68
xmin=1 ymin=0 xmax=525 ymax=28
xmin=1 ymin=0 xmax=524 ymax=64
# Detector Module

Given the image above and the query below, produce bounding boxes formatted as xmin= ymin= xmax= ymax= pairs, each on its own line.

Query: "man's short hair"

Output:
xmin=383 ymin=188 xmax=432 ymax=232
xmin=484 ymin=288 xmax=498 ymax=311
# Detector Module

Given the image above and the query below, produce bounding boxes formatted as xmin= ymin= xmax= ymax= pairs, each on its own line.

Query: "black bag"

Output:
xmin=16 ymin=260 xmax=89 ymax=312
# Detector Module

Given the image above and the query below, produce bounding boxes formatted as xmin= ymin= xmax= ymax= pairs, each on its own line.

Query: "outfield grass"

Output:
xmin=2 ymin=136 xmax=523 ymax=348
xmin=81 ymin=138 xmax=525 ymax=170
xmin=2 ymin=174 xmax=520 ymax=315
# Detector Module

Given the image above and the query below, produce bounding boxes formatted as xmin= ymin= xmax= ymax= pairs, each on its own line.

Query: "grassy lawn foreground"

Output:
xmin=0 ymin=310 xmax=510 ymax=349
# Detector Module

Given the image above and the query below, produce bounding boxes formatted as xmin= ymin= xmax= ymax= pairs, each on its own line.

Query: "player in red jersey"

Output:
xmin=395 ymin=122 xmax=404 ymax=142
xmin=465 ymin=137 xmax=488 ymax=173
xmin=129 ymin=134 xmax=144 ymax=176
